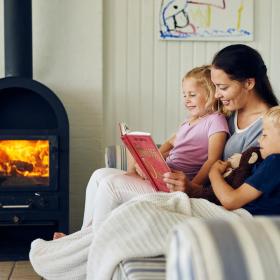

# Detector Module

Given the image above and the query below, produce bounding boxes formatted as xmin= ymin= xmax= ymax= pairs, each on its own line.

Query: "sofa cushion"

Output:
xmin=112 ymin=256 xmax=166 ymax=280
xmin=166 ymin=217 xmax=280 ymax=280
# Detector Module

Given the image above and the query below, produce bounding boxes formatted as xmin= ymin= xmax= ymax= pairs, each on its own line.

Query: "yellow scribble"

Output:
xmin=206 ymin=5 xmax=211 ymax=27
xmin=237 ymin=2 xmax=244 ymax=30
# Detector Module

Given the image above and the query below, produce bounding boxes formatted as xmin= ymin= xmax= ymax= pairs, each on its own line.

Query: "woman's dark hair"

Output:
xmin=212 ymin=44 xmax=278 ymax=107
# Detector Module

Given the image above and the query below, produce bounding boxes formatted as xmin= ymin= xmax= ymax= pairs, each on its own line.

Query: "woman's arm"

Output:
xmin=192 ymin=132 xmax=227 ymax=186
xmin=209 ymin=160 xmax=262 ymax=210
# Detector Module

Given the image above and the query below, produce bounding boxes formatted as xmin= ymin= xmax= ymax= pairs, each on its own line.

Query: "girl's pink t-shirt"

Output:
xmin=166 ymin=112 xmax=229 ymax=179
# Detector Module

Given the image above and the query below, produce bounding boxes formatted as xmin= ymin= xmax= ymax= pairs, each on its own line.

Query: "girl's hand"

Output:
xmin=135 ymin=163 xmax=147 ymax=180
xmin=209 ymin=160 xmax=230 ymax=176
xmin=163 ymin=170 xmax=191 ymax=192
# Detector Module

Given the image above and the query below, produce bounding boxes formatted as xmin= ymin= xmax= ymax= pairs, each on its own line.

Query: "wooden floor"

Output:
xmin=0 ymin=261 xmax=43 ymax=280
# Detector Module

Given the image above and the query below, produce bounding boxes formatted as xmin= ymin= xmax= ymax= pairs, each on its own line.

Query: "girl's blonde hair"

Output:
xmin=183 ymin=65 xmax=221 ymax=114
xmin=263 ymin=105 xmax=280 ymax=128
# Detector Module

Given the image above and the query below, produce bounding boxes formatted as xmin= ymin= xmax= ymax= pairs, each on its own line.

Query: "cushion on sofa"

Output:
xmin=112 ymin=256 xmax=165 ymax=280
xmin=167 ymin=217 xmax=280 ymax=280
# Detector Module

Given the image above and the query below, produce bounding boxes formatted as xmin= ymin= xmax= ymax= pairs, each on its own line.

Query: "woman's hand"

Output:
xmin=163 ymin=170 xmax=191 ymax=192
xmin=209 ymin=160 xmax=230 ymax=177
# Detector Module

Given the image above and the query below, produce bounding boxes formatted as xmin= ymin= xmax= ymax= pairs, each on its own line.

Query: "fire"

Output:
xmin=0 ymin=140 xmax=49 ymax=177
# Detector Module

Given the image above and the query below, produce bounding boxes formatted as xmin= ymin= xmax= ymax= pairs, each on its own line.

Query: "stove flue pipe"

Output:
xmin=4 ymin=0 xmax=33 ymax=78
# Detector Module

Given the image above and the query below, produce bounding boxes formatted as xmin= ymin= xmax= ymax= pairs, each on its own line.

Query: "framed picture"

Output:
xmin=159 ymin=0 xmax=253 ymax=41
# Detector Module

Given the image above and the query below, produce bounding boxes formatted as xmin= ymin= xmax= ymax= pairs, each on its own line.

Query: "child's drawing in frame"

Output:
xmin=159 ymin=0 xmax=253 ymax=41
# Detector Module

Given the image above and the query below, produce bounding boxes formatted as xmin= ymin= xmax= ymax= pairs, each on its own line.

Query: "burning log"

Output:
xmin=0 ymin=160 xmax=34 ymax=177
xmin=0 ymin=160 xmax=33 ymax=177
xmin=11 ymin=160 xmax=34 ymax=172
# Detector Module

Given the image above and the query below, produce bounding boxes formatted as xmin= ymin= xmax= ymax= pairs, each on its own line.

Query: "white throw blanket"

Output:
xmin=29 ymin=192 xmax=252 ymax=280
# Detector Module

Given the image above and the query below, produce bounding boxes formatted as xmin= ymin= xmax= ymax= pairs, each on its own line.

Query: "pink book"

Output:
xmin=119 ymin=122 xmax=170 ymax=192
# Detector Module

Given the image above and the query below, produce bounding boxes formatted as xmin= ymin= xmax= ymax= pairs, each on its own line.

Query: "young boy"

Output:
xmin=209 ymin=105 xmax=280 ymax=215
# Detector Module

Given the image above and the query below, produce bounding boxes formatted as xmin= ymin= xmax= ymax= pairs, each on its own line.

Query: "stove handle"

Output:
xmin=0 ymin=203 xmax=32 ymax=209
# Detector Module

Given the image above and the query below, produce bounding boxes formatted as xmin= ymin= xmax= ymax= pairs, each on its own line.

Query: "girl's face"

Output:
xmin=182 ymin=77 xmax=208 ymax=118
xmin=211 ymin=67 xmax=250 ymax=112
xmin=258 ymin=120 xmax=280 ymax=159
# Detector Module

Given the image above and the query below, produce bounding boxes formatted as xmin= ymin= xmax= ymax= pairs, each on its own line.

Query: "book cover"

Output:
xmin=119 ymin=123 xmax=170 ymax=192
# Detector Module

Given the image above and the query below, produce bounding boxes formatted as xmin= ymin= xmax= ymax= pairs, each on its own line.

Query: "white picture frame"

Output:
xmin=159 ymin=0 xmax=254 ymax=41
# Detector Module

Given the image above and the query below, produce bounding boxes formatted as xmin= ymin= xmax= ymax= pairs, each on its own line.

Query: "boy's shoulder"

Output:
xmin=262 ymin=154 xmax=280 ymax=164
xmin=254 ymin=153 xmax=280 ymax=174
xmin=245 ymin=153 xmax=280 ymax=194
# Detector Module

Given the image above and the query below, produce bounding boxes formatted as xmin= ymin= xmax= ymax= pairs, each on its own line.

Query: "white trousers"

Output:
xmin=81 ymin=168 xmax=157 ymax=228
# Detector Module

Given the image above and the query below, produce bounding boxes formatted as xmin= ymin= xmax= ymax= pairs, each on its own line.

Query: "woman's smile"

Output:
xmin=221 ymin=99 xmax=230 ymax=106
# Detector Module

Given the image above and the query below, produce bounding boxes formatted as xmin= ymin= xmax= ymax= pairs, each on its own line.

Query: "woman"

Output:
xmin=163 ymin=44 xmax=278 ymax=194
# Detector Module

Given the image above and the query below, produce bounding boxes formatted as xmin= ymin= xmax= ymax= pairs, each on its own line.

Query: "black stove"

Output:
xmin=0 ymin=0 xmax=69 ymax=260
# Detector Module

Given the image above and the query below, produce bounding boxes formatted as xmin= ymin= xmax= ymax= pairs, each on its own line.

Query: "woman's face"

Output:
xmin=211 ymin=67 xmax=249 ymax=111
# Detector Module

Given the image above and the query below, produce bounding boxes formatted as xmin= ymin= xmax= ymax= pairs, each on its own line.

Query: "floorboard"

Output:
xmin=0 ymin=261 xmax=42 ymax=280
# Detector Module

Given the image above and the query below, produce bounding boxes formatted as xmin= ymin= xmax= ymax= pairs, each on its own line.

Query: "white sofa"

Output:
xmin=106 ymin=145 xmax=280 ymax=280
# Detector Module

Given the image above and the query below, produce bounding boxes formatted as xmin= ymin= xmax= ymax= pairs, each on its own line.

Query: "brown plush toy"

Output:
xmin=188 ymin=146 xmax=263 ymax=205
xmin=224 ymin=146 xmax=263 ymax=189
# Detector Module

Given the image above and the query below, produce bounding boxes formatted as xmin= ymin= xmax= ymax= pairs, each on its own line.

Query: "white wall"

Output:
xmin=0 ymin=0 xmax=103 ymax=232
xmin=1 ymin=0 xmax=280 ymax=231
xmin=104 ymin=0 xmax=280 ymax=147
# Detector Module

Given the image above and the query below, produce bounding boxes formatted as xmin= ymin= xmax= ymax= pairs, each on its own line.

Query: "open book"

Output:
xmin=119 ymin=122 xmax=170 ymax=192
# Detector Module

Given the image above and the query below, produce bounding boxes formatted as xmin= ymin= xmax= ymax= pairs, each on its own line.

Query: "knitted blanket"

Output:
xmin=29 ymin=192 xmax=252 ymax=280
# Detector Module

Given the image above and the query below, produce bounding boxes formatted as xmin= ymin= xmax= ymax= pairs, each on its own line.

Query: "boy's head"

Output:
xmin=259 ymin=106 xmax=280 ymax=159
xmin=182 ymin=65 xmax=218 ymax=116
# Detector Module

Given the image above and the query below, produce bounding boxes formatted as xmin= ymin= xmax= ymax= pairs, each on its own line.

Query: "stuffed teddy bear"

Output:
xmin=223 ymin=146 xmax=263 ymax=189
xmin=189 ymin=146 xmax=263 ymax=204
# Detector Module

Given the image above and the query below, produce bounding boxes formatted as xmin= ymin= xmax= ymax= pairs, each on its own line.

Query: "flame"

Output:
xmin=0 ymin=140 xmax=49 ymax=177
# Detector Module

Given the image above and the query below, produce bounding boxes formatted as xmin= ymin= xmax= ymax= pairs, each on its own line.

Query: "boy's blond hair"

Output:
xmin=183 ymin=65 xmax=219 ymax=113
xmin=263 ymin=105 xmax=280 ymax=128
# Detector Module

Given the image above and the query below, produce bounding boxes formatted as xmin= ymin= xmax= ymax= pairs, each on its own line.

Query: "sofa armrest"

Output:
xmin=166 ymin=217 xmax=280 ymax=280
xmin=105 ymin=145 xmax=128 ymax=171
xmin=105 ymin=144 xmax=161 ymax=171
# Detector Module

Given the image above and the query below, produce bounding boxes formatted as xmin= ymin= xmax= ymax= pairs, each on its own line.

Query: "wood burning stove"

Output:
xmin=0 ymin=0 xmax=69 ymax=260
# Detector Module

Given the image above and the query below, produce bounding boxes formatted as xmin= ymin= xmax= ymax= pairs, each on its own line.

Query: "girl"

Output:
xmin=54 ymin=65 xmax=229 ymax=238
